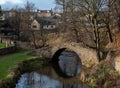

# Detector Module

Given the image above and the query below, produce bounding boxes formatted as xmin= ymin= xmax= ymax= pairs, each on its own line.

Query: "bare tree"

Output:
xmin=111 ymin=0 xmax=120 ymax=32
xmin=55 ymin=0 xmax=68 ymax=33
xmin=77 ymin=0 xmax=116 ymax=60
xmin=10 ymin=6 xmax=23 ymax=40
xmin=22 ymin=1 xmax=37 ymax=48
xmin=55 ymin=0 xmax=81 ymax=42
xmin=55 ymin=0 xmax=115 ymax=61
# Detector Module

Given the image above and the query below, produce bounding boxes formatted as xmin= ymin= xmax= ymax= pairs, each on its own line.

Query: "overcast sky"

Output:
xmin=0 ymin=0 xmax=55 ymax=10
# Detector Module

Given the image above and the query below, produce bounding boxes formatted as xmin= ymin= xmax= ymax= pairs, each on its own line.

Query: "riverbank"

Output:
xmin=84 ymin=59 xmax=120 ymax=88
xmin=0 ymin=43 xmax=6 ymax=48
xmin=0 ymin=49 xmax=37 ymax=80
xmin=0 ymin=43 xmax=14 ymax=49
xmin=0 ymin=46 xmax=120 ymax=88
xmin=0 ymin=57 xmax=47 ymax=88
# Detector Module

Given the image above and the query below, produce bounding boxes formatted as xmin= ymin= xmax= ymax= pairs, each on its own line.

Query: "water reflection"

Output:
xmin=16 ymin=72 xmax=62 ymax=88
xmin=58 ymin=50 xmax=82 ymax=77
xmin=16 ymin=72 xmax=89 ymax=88
xmin=16 ymin=50 xmax=89 ymax=88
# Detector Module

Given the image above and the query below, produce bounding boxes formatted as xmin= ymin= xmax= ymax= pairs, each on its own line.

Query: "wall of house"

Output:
xmin=0 ymin=14 xmax=5 ymax=21
xmin=31 ymin=20 xmax=40 ymax=30
xmin=43 ymin=25 xmax=56 ymax=29
xmin=37 ymin=11 xmax=52 ymax=17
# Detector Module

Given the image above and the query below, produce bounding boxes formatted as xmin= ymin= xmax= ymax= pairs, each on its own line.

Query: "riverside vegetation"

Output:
xmin=0 ymin=43 xmax=6 ymax=48
xmin=0 ymin=48 xmax=48 ymax=88
xmin=0 ymin=49 xmax=36 ymax=80
xmin=0 ymin=47 xmax=120 ymax=88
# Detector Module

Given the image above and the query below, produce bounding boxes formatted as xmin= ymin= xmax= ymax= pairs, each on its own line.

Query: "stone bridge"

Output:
xmin=36 ymin=42 xmax=99 ymax=67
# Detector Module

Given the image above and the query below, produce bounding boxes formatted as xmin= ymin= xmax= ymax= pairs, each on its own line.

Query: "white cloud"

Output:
xmin=0 ymin=0 xmax=23 ymax=5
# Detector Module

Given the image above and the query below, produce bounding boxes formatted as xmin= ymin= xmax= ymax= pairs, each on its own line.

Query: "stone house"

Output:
xmin=42 ymin=24 xmax=56 ymax=30
xmin=0 ymin=9 xmax=16 ymax=21
xmin=37 ymin=10 xmax=53 ymax=17
xmin=9 ymin=10 xmax=16 ymax=18
xmin=31 ymin=20 xmax=41 ymax=30
xmin=0 ymin=14 xmax=5 ymax=21
xmin=31 ymin=16 xmax=58 ymax=30
xmin=42 ymin=18 xmax=56 ymax=29
xmin=0 ymin=6 xmax=5 ymax=21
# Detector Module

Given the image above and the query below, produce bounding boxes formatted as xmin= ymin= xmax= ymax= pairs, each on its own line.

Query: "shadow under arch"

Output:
xmin=52 ymin=48 xmax=66 ymax=62
xmin=51 ymin=48 xmax=82 ymax=78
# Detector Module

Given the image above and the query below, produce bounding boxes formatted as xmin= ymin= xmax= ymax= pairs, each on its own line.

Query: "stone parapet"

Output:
xmin=35 ymin=42 xmax=99 ymax=67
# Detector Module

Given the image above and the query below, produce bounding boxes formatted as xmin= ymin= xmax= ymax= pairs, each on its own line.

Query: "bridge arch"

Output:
xmin=52 ymin=48 xmax=81 ymax=62
xmin=52 ymin=48 xmax=82 ymax=78
xmin=51 ymin=42 xmax=99 ymax=67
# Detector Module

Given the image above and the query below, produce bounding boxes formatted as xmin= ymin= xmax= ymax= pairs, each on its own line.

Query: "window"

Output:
xmin=51 ymin=25 xmax=53 ymax=28
xmin=32 ymin=25 xmax=37 ymax=28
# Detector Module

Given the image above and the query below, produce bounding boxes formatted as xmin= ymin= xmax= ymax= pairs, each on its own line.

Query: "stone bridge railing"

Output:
xmin=36 ymin=42 xmax=99 ymax=67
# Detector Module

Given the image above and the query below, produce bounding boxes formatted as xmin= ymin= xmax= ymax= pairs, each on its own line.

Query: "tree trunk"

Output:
xmin=93 ymin=19 xmax=101 ymax=61
xmin=96 ymin=28 xmax=101 ymax=61
xmin=106 ymin=25 xmax=113 ymax=43
xmin=31 ymin=30 xmax=37 ymax=48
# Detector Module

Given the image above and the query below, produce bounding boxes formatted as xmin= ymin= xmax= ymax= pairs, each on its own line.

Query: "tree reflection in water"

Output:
xmin=16 ymin=51 xmax=90 ymax=88
xmin=16 ymin=72 xmax=89 ymax=88
xmin=16 ymin=72 xmax=62 ymax=88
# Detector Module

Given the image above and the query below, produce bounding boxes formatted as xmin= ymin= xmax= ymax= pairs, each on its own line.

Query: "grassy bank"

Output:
xmin=0 ymin=43 xmax=14 ymax=48
xmin=0 ymin=49 xmax=37 ymax=80
xmin=0 ymin=43 xmax=6 ymax=48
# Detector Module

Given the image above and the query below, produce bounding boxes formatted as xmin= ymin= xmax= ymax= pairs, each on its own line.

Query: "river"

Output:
xmin=15 ymin=50 xmax=90 ymax=88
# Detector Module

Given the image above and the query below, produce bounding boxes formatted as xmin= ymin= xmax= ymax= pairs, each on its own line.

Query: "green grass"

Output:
xmin=0 ymin=49 xmax=37 ymax=80
xmin=0 ymin=43 xmax=6 ymax=48
xmin=0 ymin=43 xmax=14 ymax=48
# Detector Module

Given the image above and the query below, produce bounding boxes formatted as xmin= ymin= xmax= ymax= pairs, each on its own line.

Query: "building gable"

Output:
xmin=31 ymin=20 xmax=40 ymax=30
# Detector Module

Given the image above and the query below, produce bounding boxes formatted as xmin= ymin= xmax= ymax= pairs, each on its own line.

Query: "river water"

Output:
xmin=15 ymin=50 xmax=90 ymax=88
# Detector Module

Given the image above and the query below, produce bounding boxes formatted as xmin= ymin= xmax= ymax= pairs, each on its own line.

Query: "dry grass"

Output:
xmin=46 ymin=37 xmax=63 ymax=46
xmin=106 ymin=33 xmax=120 ymax=49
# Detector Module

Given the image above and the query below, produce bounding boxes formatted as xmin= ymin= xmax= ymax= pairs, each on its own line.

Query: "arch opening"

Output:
xmin=52 ymin=48 xmax=67 ymax=62
xmin=52 ymin=48 xmax=82 ymax=78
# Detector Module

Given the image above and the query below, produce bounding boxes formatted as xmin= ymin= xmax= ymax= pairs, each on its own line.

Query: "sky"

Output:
xmin=0 ymin=0 xmax=56 ymax=10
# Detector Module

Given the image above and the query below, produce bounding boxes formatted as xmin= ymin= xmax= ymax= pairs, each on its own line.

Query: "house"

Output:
xmin=31 ymin=19 xmax=40 ymax=30
xmin=41 ymin=17 xmax=58 ymax=30
xmin=0 ymin=14 xmax=5 ymax=21
xmin=0 ymin=10 xmax=16 ymax=21
xmin=42 ymin=22 xmax=56 ymax=30
xmin=31 ymin=16 xmax=58 ymax=30
xmin=0 ymin=6 xmax=5 ymax=21
xmin=37 ymin=9 xmax=53 ymax=17
xmin=9 ymin=9 xmax=16 ymax=18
